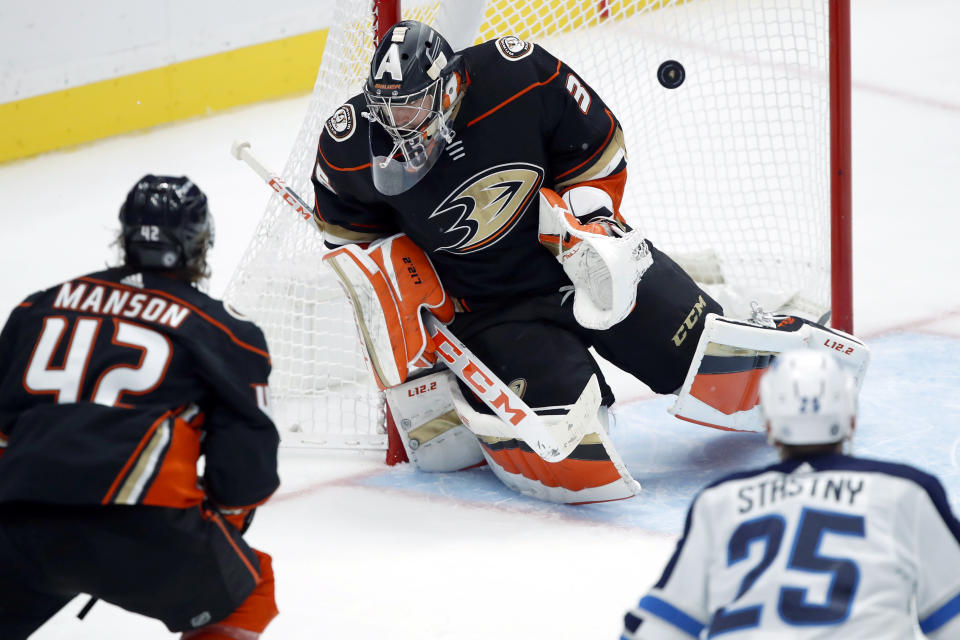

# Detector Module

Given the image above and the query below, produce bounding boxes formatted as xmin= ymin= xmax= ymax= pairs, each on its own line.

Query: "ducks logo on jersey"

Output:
xmin=430 ymin=163 xmax=544 ymax=254
xmin=496 ymin=36 xmax=534 ymax=61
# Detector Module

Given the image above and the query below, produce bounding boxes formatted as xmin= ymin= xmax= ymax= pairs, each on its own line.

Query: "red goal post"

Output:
xmin=223 ymin=0 xmax=853 ymax=450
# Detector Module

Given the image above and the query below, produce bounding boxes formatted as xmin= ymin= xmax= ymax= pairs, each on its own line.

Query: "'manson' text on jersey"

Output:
xmin=52 ymin=281 xmax=191 ymax=329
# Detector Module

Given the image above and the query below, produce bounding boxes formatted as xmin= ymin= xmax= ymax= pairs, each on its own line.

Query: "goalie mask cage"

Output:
xmin=223 ymin=0 xmax=852 ymax=449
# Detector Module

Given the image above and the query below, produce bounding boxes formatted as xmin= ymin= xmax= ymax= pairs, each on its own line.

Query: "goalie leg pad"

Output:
xmin=383 ymin=370 xmax=484 ymax=472
xmin=323 ymin=233 xmax=454 ymax=389
xmin=669 ymin=314 xmax=870 ymax=431
xmin=449 ymin=376 xmax=640 ymax=504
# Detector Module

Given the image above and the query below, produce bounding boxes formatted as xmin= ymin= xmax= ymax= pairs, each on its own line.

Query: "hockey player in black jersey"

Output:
xmin=0 ymin=176 xmax=279 ymax=639
xmin=312 ymin=21 xmax=869 ymax=503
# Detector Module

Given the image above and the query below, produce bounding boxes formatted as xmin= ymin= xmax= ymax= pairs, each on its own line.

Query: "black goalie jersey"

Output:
xmin=312 ymin=36 xmax=628 ymax=311
xmin=0 ymin=267 xmax=280 ymax=511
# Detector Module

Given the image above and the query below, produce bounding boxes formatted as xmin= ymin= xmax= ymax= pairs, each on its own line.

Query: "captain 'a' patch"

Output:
xmin=496 ymin=36 xmax=534 ymax=61
xmin=429 ymin=162 xmax=544 ymax=254
xmin=325 ymin=104 xmax=357 ymax=142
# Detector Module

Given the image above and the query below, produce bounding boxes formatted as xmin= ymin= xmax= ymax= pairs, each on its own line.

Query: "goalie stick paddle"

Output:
xmin=424 ymin=314 xmax=584 ymax=462
xmin=230 ymin=141 xmax=586 ymax=462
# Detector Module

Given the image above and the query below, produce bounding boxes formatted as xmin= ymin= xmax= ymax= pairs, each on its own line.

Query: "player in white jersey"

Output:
xmin=621 ymin=349 xmax=960 ymax=639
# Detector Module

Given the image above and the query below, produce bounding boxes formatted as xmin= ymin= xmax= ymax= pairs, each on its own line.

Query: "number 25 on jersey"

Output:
xmin=712 ymin=507 xmax=865 ymax=635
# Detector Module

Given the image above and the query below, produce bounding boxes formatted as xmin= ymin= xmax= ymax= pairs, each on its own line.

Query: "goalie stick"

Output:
xmin=230 ymin=140 xmax=586 ymax=462
xmin=231 ymin=140 xmax=313 ymax=221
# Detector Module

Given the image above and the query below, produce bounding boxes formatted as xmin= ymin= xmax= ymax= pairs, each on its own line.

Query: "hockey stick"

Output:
xmin=231 ymin=140 xmax=313 ymax=221
xmin=230 ymin=140 xmax=584 ymax=462
xmin=423 ymin=314 xmax=584 ymax=462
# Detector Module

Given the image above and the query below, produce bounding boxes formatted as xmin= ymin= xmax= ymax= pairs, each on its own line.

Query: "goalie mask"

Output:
xmin=119 ymin=175 xmax=214 ymax=277
xmin=759 ymin=350 xmax=857 ymax=446
xmin=364 ymin=20 xmax=466 ymax=195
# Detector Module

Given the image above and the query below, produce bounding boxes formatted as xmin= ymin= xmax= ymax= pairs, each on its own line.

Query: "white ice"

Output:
xmin=2 ymin=0 xmax=959 ymax=638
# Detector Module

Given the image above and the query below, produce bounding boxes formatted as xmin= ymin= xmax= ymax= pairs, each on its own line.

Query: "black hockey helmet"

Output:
xmin=363 ymin=20 xmax=467 ymax=195
xmin=119 ymin=175 xmax=214 ymax=276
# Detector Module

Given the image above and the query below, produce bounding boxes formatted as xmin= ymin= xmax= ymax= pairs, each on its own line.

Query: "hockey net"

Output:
xmin=223 ymin=0 xmax=850 ymax=449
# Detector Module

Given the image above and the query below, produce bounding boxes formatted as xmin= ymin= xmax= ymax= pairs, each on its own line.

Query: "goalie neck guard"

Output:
xmin=364 ymin=20 xmax=466 ymax=196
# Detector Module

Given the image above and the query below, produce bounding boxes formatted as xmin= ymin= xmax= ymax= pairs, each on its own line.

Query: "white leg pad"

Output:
xmin=669 ymin=314 xmax=870 ymax=431
xmin=383 ymin=370 xmax=483 ymax=472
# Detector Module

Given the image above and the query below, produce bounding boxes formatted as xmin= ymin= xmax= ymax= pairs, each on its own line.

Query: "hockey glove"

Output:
xmin=538 ymin=187 xmax=651 ymax=330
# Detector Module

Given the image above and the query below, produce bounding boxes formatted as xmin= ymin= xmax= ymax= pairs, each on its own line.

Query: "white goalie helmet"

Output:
xmin=759 ymin=349 xmax=857 ymax=445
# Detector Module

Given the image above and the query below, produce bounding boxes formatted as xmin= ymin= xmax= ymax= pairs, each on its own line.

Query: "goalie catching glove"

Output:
xmin=323 ymin=233 xmax=454 ymax=389
xmin=538 ymin=186 xmax=652 ymax=330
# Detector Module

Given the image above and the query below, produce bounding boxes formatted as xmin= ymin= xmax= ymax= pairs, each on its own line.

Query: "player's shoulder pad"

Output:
xmin=320 ymin=94 xmax=368 ymax=147
xmin=25 ymin=269 xmax=109 ymax=311
xmin=323 ymin=95 xmax=363 ymax=143
xmin=491 ymin=35 xmax=536 ymax=62
xmin=701 ymin=459 xmax=789 ymax=493
xmin=815 ymin=455 xmax=957 ymax=515
xmin=467 ymin=37 xmax=557 ymax=75
xmin=204 ymin=296 xmax=272 ymax=363
xmin=151 ymin=277 xmax=271 ymax=364
xmin=19 ymin=288 xmax=47 ymax=307
xmin=317 ymin=94 xmax=372 ymax=176
xmin=464 ymin=38 xmax=561 ymax=101
xmin=193 ymin=290 xmax=261 ymax=334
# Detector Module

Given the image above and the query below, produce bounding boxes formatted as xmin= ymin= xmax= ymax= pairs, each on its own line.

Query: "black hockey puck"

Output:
xmin=657 ymin=60 xmax=685 ymax=89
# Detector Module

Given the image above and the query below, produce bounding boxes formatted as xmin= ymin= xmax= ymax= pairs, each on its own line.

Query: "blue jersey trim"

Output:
xmin=920 ymin=591 xmax=960 ymax=634
xmin=638 ymin=595 xmax=705 ymax=638
xmin=654 ymin=502 xmax=693 ymax=590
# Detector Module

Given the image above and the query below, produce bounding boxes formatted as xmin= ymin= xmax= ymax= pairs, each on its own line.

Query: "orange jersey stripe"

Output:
xmin=560 ymin=169 xmax=629 ymax=214
xmin=141 ymin=415 xmax=205 ymax=508
xmin=317 ymin=143 xmax=371 ymax=173
xmin=555 ymin=108 xmax=617 ymax=181
xmin=211 ymin=513 xmax=262 ymax=584
xmin=102 ymin=411 xmax=170 ymax=504
xmin=467 ymin=60 xmax=562 ymax=128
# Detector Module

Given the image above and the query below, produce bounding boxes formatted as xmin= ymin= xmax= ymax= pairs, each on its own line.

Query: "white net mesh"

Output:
xmin=224 ymin=0 xmax=836 ymax=448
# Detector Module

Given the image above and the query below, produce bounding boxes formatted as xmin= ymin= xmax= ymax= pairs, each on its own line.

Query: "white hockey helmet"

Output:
xmin=759 ymin=349 xmax=857 ymax=445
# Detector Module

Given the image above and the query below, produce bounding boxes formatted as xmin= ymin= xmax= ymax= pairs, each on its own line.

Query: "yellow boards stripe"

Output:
xmin=0 ymin=29 xmax=329 ymax=164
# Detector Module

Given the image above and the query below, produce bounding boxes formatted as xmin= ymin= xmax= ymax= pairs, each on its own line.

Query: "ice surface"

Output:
xmin=1 ymin=0 xmax=959 ymax=637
